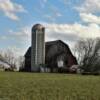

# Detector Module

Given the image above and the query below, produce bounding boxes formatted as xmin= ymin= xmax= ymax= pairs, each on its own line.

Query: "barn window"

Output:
xmin=57 ymin=60 xmax=64 ymax=68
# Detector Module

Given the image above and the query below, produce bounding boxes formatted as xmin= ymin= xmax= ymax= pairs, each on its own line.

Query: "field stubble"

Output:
xmin=0 ymin=72 xmax=100 ymax=100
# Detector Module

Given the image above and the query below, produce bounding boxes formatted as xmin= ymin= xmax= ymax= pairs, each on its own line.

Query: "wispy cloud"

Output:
xmin=2 ymin=22 xmax=100 ymax=44
xmin=43 ymin=15 xmax=56 ymax=22
xmin=8 ymin=26 xmax=31 ymax=44
xmin=80 ymin=13 xmax=100 ymax=25
xmin=45 ymin=23 xmax=100 ymax=40
xmin=75 ymin=0 xmax=100 ymax=26
xmin=43 ymin=5 xmax=62 ymax=22
xmin=0 ymin=0 xmax=26 ymax=21
xmin=76 ymin=0 xmax=100 ymax=13
xmin=1 ymin=21 xmax=100 ymax=56
xmin=49 ymin=5 xmax=62 ymax=17
xmin=37 ymin=0 xmax=48 ymax=8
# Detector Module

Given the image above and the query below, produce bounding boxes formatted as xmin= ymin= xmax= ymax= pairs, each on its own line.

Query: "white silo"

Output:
xmin=31 ymin=24 xmax=45 ymax=71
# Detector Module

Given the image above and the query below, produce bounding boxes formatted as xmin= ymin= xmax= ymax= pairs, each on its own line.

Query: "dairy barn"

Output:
xmin=21 ymin=24 xmax=78 ymax=73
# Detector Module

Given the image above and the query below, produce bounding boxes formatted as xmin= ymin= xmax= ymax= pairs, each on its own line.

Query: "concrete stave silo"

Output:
xmin=31 ymin=24 xmax=45 ymax=72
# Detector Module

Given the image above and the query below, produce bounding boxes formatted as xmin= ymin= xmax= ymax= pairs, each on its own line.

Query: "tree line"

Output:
xmin=0 ymin=49 xmax=24 ymax=71
xmin=0 ymin=38 xmax=100 ymax=73
xmin=74 ymin=38 xmax=100 ymax=74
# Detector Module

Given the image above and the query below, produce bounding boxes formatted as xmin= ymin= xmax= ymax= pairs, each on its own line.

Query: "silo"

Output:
xmin=31 ymin=24 xmax=45 ymax=71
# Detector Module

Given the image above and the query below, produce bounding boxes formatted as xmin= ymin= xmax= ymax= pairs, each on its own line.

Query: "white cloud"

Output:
xmin=45 ymin=23 xmax=100 ymax=39
xmin=55 ymin=12 xmax=62 ymax=17
xmin=3 ymin=22 xmax=100 ymax=44
xmin=76 ymin=0 xmax=100 ymax=13
xmin=76 ymin=0 xmax=100 ymax=25
xmin=1 ymin=22 xmax=100 ymax=56
xmin=80 ymin=13 xmax=100 ymax=24
xmin=45 ymin=23 xmax=100 ymax=48
xmin=8 ymin=46 xmax=27 ymax=57
xmin=8 ymin=26 xmax=31 ymax=47
xmin=5 ymin=11 xmax=19 ymax=20
xmin=9 ymin=26 xmax=31 ymax=38
xmin=0 ymin=0 xmax=26 ymax=20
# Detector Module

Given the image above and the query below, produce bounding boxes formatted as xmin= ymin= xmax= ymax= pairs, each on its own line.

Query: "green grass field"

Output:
xmin=0 ymin=72 xmax=100 ymax=100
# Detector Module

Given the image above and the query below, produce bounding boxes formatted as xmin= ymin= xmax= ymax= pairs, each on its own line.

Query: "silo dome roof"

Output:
xmin=32 ymin=24 xmax=44 ymax=30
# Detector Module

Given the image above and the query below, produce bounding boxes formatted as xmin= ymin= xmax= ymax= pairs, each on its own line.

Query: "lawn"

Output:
xmin=0 ymin=72 xmax=100 ymax=100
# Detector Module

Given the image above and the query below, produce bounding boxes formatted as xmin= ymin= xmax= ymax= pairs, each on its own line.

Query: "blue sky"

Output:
xmin=0 ymin=0 xmax=100 ymax=56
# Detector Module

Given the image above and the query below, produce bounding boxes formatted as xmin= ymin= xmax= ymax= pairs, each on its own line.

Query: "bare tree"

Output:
xmin=0 ymin=49 xmax=17 ymax=70
xmin=0 ymin=50 xmax=4 ymax=61
xmin=74 ymin=38 xmax=100 ymax=72
xmin=18 ymin=56 xmax=25 ymax=71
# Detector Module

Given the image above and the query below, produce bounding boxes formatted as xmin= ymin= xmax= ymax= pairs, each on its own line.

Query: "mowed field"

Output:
xmin=0 ymin=72 xmax=100 ymax=100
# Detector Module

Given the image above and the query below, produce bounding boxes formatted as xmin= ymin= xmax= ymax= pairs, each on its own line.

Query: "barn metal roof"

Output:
xmin=25 ymin=40 xmax=71 ymax=57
